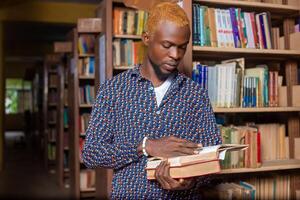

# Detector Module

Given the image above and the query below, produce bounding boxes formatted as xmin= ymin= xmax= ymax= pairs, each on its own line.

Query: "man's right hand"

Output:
xmin=145 ymin=136 xmax=202 ymax=158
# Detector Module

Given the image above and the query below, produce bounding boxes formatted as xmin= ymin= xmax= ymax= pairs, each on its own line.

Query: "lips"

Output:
xmin=163 ymin=63 xmax=178 ymax=71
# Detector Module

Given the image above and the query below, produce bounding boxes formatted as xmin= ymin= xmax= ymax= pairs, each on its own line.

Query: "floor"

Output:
xmin=0 ymin=131 xmax=70 ymax=200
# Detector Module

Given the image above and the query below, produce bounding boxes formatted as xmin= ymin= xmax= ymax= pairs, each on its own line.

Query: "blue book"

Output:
xmin=229 ymin=8 xmax=241 ymax=48
xmin=192 ymin=4 xmax=198 ymax=45
xmin=259 ymin=13 xmax=267 ymax=49
xmin=205 ymin=65 xmax=208 ymax=90
xmin=192 ymin=65 xmax=198 ymax=82
xmin=197 ymin=64 xmax=203 ymax=86
xmin=197 ymin=4 xmax=202 ymax=45
xmin=89 ymin=57 xmax=95 ymax=75
xmin=199 ymin=6 xmax=205 ymax=46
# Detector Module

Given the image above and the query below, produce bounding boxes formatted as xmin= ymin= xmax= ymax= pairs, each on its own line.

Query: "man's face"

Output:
xmin=143 ymin=21 xmax=190 ymax=76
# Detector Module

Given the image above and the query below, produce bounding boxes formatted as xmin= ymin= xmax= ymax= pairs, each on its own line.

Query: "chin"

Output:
xmin=161 ymin=64 xmax=178 ymax=74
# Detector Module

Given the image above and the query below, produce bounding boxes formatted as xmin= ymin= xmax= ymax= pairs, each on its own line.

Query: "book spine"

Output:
xmin=229 ymin=8 xmax=240 ymax=48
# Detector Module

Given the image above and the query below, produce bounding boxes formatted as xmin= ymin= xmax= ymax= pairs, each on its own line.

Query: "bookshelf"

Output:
xmin=43 ymin=54 xmax=61 ymax=173
xmin=53 ymin=41 xmax=73 ymax=189
xmin=94 ymin=0 xmax=150 ymax=198
xmin=67 ymin=18 xmax=101 ymax=199
xmin=95 ymin=0 xmax=300 ymax=198
xmin=181 ymin=0 xmax=300 ymax=198
xmin=194 ymin=0 xmax=299 ymax=14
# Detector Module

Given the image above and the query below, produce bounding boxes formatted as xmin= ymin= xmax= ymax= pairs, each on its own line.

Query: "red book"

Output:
xmin=250 ymin=12 xmax=259 ymax=48
xmin=257 ymin=129 xmax=261 ymax=166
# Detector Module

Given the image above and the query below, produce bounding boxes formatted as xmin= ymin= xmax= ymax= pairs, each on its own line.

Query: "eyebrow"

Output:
xmin=161 ymin=40 xmax=189 ymax=46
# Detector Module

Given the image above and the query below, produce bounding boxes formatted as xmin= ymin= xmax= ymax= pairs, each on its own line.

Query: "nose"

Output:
xmin=168 ymin=46 xmax=180 ymax=61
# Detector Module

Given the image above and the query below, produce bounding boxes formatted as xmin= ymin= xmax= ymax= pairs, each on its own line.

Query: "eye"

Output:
xmin=179 ymin=44 xmax=187 ymax=50
xmin=162 ymin=42 xmax=172 ymax=49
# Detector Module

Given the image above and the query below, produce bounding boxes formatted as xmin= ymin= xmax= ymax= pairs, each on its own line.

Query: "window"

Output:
xmin=5 ymin=79 xmax=32 ymax=114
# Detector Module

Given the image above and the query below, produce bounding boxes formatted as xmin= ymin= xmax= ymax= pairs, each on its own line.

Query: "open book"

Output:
xmin=146 ymin=144 xmax=248 ymax=180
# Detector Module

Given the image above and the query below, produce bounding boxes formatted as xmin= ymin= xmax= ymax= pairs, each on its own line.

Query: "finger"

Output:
xmin=175 ymin=147 xmax=196 ymax=155
xmin=155 ymin=162 xmax=164 ymax=186
xmin=179 ymin=141 xmax=201 ymax=148
xmin=157 ymin=161 xmax=171 ymax=190
xmin=162 ymin=162 xmax=174 ymax=187
xmin=179 ymin=178 xmax=195 ymax=189
xmin=162 ymin=162 xmax=182 ymax=190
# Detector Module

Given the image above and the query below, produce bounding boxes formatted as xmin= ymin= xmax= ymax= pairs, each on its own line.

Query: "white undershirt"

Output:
xmin=154 ymin=75 xmax=174 ymax=107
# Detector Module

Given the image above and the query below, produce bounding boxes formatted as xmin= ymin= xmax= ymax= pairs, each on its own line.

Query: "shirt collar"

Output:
xmin=130 ymin=64 xmax=187 ymax=84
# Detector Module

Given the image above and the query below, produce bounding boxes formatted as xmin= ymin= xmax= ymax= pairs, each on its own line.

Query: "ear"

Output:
xmin=142 ymin=32 xmax=150 ymax=46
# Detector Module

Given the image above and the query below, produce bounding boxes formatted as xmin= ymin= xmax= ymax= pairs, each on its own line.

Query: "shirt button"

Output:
xmin=156 ymin=110 xmax=161 ymax=115
xmin=149 ymin=87 xmax=154 ymax=91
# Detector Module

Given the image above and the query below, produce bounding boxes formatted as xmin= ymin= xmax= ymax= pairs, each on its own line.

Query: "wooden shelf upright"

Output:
xmin=43 ymin=54 xmax=63 ymax=174
xmin=67 ymin=18 xmax=102 ymax=199
xmin=53 ymin=41 xmax=73 ymax=188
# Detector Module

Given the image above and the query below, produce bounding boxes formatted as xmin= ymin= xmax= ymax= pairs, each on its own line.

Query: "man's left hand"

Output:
xmin=154 ymin=160 xmax=195 ymax=190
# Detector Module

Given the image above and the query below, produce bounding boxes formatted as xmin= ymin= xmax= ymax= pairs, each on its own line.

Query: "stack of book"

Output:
xmin=146 ymin=144 xmax=248 ymax=179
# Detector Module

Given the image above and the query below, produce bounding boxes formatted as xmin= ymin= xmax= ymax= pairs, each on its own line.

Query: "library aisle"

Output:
xmin=0 ymin=132 xmax=69 ymax=199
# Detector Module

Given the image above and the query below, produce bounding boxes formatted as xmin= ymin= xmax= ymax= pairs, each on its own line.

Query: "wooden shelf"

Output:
xmin=78 ymin=53 xmax=95 ymax=57
xmin=48 ymin=103 xmax=57 ymax=107
xmin=113 ymin=34 xmax=142 ymax=39
xmin=48 ymin=121 xmax=56 ymax=125
xmin=114 ymin=65 xmax=135 ymax=70
xmin=80 ymin=187 xmax=96 ymax=192
xmin=79 ymin=75 xmax=95 ymax=80
xmin=221 ymin=159 xmax=300 ymax=174
xmin=80 ymin=189 xmax=96 ymax=198
xmin=80 ymin=104 xmax=93 ymax=108
xmin=49 ymin=85 xmax=57 ymax=89
xmin=194 ymin=0 xmax=300 ymax=15
xmin=49 ymin=70 xmax=57 ymax=74
xmin=193 ymin=46 xmax=300 ymax=59
xmin=80 ymin=133 xmax=86 ymax=137
xmin=213 ymin=107 xmax=300 ymax=113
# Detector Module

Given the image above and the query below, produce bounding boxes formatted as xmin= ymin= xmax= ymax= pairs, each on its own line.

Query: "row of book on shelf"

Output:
xmin=113 ymin=7 xmax=148 ymax=36
xmin=80 ymin=169 xmax=95 ymax=190
xmin=146 ymin=122 xmax=291 ymax=174
xmin=78 ymin=57 xmax=95 ymax=76
xmin=113 ymin=39 xmax=145 ymax=68
xmin=204 ymin=175 xmax=291 ymax=200
xmin=79 ymin=85 xmax=95 ymax=105
xmin=219 ymin=123 xmax=289 ymax=169
xmin=192 ymin=57 xmax=284 ymax=108
xmin=78 ymin=35 xmax=96 ymax=55
xmin=49 ymin=74 xmax=58 ymax=87
xmin=192 ymin=4 xmax=273 ymax=49
xmin=48 ymin=128 xmax=56 ymax=142
xmin=192 ymin=4 xmax=300 ymax=50
xmin=48 ymin=144 xmax=56 ymax=161
xmin=48 ymin=91 xmax=58 ymax=104
xmin=48 ymin=110 xmax=57 ymax=123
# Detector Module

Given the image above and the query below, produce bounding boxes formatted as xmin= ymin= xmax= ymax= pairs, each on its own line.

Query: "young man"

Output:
xmin=82 ymin=2 xmax=221 ymax=199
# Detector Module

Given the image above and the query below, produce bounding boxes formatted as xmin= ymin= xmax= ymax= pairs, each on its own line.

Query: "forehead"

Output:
xmin=152 ymin=21 xmax=190 ymax=44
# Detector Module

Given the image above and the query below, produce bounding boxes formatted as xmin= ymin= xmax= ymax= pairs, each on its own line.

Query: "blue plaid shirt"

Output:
xmin=82 ymin=66 xmax=221 ymax=199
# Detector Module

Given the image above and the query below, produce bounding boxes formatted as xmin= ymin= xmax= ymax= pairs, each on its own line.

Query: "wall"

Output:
xmin=0 ymin=22 xmax=4 ymax=171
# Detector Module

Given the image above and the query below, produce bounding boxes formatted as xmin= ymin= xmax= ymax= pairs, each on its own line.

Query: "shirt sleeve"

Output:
xmin=82 ymin=84 xmax=141 ymax=170
xmin=195 ymin=88 xmax=222 ymax=188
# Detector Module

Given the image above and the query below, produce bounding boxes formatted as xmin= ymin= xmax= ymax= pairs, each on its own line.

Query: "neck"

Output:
xmin=140 ymin=57 xmax=172 ymax=87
